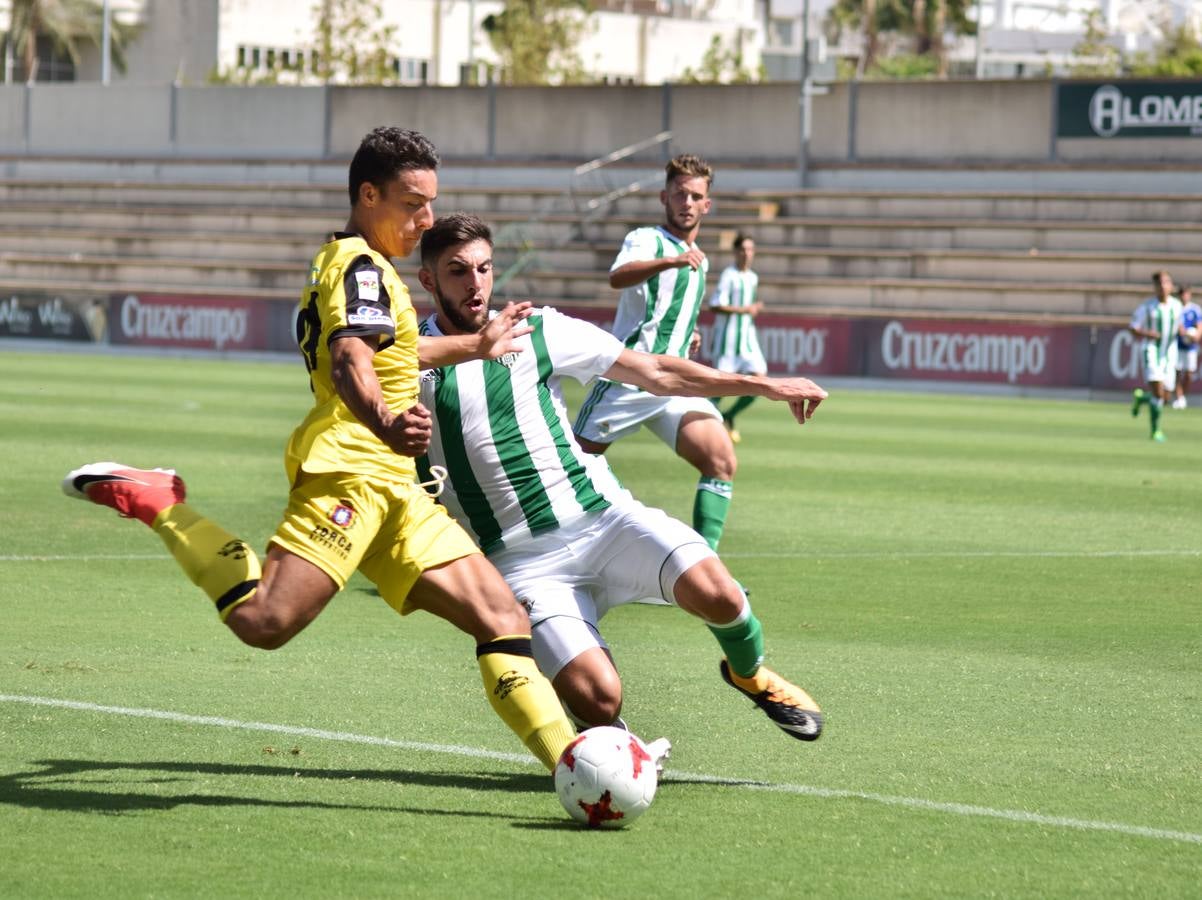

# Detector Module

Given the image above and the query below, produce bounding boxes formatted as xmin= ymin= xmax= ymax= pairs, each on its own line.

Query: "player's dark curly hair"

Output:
xmin=420 ymin=213 xmax=493 ymax=267
xmin=348 ymin=127 xmax=439 ymax=205
xmin=666 ymin=153 xmax=713 ymax=187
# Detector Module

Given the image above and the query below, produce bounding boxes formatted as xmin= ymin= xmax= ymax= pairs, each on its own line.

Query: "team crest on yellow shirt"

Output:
xmin=330 ymin=502 xmax=355 ymax=528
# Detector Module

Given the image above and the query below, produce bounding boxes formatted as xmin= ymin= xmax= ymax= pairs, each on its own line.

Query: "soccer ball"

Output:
xmin=553 ymin=726 xmax=658 ymax=828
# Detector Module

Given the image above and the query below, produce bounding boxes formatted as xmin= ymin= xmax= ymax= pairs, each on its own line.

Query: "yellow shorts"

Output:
xmin=270 ymin=470 xmax=480 ymax=614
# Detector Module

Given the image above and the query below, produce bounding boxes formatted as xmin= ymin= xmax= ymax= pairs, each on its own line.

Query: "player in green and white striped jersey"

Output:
xmin=416 ymin=214 xmax=828 ymax=745
xmin=573 ymin=155 xmax=741 ymax=552
xmin=1129 ymin=271 xmax=1184 ymax=442
xmin=708 ymin=234 xmax=766 ymax=443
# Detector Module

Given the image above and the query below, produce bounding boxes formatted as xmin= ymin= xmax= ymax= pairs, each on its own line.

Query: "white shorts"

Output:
xmin=573 ymin=380 xmax=721 ymax=446
xmin=1177 ymin=348 xmax=1198 ymax=374
xmin=488 ymin=502 xmax=715 ymax=679
xmin=1144 ymin=347 xmax=1178 ymax=389
xmin=713 ymin=348 xmax=767 ymax=376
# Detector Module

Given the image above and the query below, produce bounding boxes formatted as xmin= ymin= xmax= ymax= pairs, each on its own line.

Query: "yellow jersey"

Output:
xmin=287 ymin=233 xmax=420 ymax=483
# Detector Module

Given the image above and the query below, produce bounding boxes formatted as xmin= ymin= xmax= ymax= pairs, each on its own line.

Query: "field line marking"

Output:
xmin=671 ymin=773 xmax=1202 ymax=845
xmin=3 ymin=693 xmax=1199 ymax=846
xmin=5 ymin=549 xmax=1202 ymax=563
xmin=0 ymin=693 xmax=530 ymax=765
xmin=724 ymin=549 xmax=1202 ymax=560
xmin=0 ymin=554 xmax=170 ymax=562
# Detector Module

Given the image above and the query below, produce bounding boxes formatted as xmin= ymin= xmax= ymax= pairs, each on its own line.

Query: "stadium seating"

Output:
xmin=0 ymin=174 xmax=1196 ymax=321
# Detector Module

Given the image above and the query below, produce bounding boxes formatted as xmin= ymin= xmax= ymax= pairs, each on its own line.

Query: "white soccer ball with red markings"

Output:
xmin=554 ymin=726 xmax=658 ymax=828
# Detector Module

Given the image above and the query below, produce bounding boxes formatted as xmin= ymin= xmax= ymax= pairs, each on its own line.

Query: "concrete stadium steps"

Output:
xmin=0 ymin=251 xmax=1143 ymax=318
xmin=0 ymin=179 xmax=770 ymax=220
xmin=759 ymin=189 xmax=1202 ymax=223
xmin=7 ymin=178 xmax=1202 ymax=224
xmin=496 ymin=269 xmax=1142 ymax=318
xmin=0 ymin=225 xmax=318 ymax=264
xmin=507 ymin=243 xmax=1202 ymax=286
xmin=2 ymin=200 xmax=1194 ymax=260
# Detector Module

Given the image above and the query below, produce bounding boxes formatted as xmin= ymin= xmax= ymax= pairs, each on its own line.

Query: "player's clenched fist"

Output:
xmin=384 ymin=403 xmax=433 ymax=457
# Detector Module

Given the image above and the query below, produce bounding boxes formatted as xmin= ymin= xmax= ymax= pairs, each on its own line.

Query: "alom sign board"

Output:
xmin=1058 ymin=80 xmax=1202 ymax=138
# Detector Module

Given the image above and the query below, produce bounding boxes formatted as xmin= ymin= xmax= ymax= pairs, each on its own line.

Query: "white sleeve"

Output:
xmin=1129 ymin=303 xmax=1144 ymax=330
xmin=540 ymin=307 xmax=625 ymax=383
xmin=611 ymin=228 xmax=659 ymax=272
xmin=709 ymin=268 xmax=736 ymax=308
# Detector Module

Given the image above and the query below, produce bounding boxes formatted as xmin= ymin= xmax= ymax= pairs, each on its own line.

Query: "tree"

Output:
xmin=311 ymin=0 xmax=399 ymax=85
xmin=678 ymin=34 xmax=761 ymax=84
xmin=1068 ymin=9 xmax=1122 ymax=77
xmin=825 ymin=0 xmax=975 ymax=79
xmin=5 ymin=0 xmax=137 ymax=83
xmin=482 ymin=0 xmax=591 ymax=85
xmin=1127 ymin=21 xmax=1202 ymax=77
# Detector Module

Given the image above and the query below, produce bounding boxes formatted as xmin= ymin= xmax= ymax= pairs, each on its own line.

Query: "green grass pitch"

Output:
xmin=1 ymin=348 xmax=1199 ymax=898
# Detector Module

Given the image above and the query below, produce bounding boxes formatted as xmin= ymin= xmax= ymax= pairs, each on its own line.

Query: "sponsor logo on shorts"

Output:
xmin=309 ymin=524 xmax=353 ymax=560
xmin=330 ymin=502 xmax=354 ymax=528
xmin=493 ymin=670 xmax=529 ymax=700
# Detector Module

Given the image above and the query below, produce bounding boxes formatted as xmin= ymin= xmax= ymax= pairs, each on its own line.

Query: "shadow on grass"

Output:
xmin=0 ymin=758 xmax=552 ymax=820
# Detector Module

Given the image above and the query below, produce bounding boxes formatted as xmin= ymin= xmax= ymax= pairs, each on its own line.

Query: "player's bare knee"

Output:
xmin=675 ymin=561 xmax=742 ymax=621
xmin=709 ymin=450 xmax=737 ymax=482
xmin=223 ymin=604 xmax=293 ymax=650
xmin=569 ymin=686 xmax=623 ymax=728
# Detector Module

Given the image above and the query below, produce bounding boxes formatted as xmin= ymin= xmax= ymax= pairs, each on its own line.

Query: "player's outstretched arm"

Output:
xmin=417 ymin=301 xmax=534 ymax=367
xmin=603 ymin=349 xmax=827 ymax=423
xmin=610 ymin=252 xmax=704 ymax=289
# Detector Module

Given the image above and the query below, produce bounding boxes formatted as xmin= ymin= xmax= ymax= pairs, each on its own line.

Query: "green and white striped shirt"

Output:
xmin=708 ymin=264 xmax=760 ymax=359
xmin=608 ymin=226 xmax=708 ymax=360
xmin=418 ymin=308 xmax=632 ymax=554
xmin=1129 ymin=296 xmax=1183 ymax=364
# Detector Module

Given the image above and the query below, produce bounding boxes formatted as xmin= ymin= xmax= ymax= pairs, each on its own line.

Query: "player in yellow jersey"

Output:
xmin=62 ymin=127 xmax=576 ymax=771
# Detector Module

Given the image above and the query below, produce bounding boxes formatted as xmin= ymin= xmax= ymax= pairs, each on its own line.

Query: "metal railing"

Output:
xmin=492 ymin=130 xmax=672 ymax=297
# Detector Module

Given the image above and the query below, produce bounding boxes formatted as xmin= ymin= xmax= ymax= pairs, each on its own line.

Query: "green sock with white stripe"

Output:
xmin=707 ymin=596 xmax=764 ymax=678
xmin=693 ymin=477 xmax=733 ymax=550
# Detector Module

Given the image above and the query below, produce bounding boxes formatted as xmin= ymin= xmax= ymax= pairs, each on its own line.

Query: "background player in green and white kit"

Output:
xmin=573 ymin=154 xmax=739 ymax=550
xmin=1129 ymin=270 xmax=1184 ymax=442
xmin=416 ymin=214 xmax=828 ymax=744
xmin=708 ymin=233 xmax=766 ymax=443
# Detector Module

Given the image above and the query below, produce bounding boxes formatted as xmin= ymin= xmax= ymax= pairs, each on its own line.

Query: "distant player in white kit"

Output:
xmin=1172 ymin=283 xmax=1199 ymax=409
xmin=1129 ymin=270 xmax=1184 ymax=442
xmin=708 ymin=233 xmax=766 ymax=443
xmin=415 ymin=213 xmax=828 ymax=745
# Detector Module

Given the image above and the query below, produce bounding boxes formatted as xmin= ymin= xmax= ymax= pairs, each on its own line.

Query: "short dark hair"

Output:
xmin=665 ymin=153 xmax=713 ymax=187
xmin=733 ymin=233 xmax=753 ymax=250
xmin=420 ymin=213 xmax=493 ymax=267
xmin=1179 ymin=283 xmax=1192 ymax=294
xmin=1152 ymin=270 xmax=1170 ymax=285
xmin=348 ymin=127 xmax=439 ymax=205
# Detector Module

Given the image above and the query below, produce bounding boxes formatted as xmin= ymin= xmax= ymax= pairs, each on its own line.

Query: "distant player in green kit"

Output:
xmin=708 ymin=233 xmax=766 ymax=444
xmin=573 ymin=154 xmax=738 ymax=550
xmin=1129 ymin=271 xmax=1185 ymax=442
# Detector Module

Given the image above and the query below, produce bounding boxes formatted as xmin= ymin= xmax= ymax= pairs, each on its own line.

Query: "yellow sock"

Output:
xmin=151 ymin=504 xmax=261 ymax=621
xmin=477 ymin=636 xmax=576 ymax=771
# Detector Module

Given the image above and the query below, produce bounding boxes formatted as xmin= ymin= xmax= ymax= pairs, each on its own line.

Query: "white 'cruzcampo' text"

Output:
xmin=881 ymin=321 xmax=1048 ymax=383
xmin=119 ymin=295 xmax=248 ymax=350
